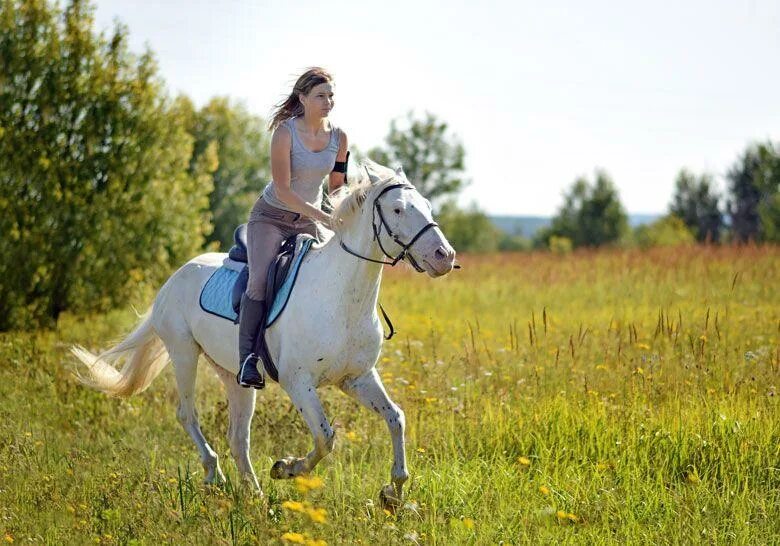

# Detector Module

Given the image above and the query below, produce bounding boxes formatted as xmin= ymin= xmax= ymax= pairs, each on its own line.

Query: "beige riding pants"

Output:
xmin=245 ymin=196 xmax=318 ymax=300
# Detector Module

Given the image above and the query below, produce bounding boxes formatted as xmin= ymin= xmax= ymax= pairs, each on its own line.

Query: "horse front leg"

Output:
xmin=341 ymin=368 xmax=408 ymax=510
xmin=270 ymin=381 xmax=335 ymax=479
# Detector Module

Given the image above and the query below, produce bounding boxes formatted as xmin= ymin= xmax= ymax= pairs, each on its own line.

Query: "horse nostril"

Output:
xmin=435 ymin=247 xmax=448 ymax=259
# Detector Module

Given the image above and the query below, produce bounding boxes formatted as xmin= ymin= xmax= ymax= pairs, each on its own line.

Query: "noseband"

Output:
xmin=338 ymin=182 xmax=439 ymax=272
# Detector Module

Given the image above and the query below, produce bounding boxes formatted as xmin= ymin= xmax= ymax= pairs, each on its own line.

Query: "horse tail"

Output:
xmin=71 ymin=309 xmax=169 ymax=398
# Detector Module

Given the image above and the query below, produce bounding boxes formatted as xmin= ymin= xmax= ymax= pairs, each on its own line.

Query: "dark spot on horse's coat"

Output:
xmin=317 ymin=357 xmax=324 ymax=361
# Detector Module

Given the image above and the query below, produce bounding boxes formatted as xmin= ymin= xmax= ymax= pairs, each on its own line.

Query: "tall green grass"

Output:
xmin=1 ymin=245 xmax=777 ymax=544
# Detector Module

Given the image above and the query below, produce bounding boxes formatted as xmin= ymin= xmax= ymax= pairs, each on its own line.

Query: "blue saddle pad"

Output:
xmin=199 ymin=267 xmax=240 ymax=321
xmin=199 ymin=238 xmax=314 ymax=324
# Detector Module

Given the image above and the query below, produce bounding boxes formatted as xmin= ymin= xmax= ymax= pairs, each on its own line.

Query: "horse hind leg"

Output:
xmin=166 ymin=337 xmax=225 ymax=484
xmin=209 ymin=360 xmax=262 ymax=494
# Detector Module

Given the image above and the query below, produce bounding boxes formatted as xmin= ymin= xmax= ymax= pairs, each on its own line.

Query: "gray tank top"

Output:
xmin=261 ymin=117 xmax=340 ymax=212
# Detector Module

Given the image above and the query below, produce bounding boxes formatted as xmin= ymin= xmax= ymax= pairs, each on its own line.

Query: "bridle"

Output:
xmin=339 ymin=182 xmax=439 ymax=273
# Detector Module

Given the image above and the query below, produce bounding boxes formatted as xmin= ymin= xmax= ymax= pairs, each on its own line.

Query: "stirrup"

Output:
xmin=237 ymin=354 xmax=265 ymax=389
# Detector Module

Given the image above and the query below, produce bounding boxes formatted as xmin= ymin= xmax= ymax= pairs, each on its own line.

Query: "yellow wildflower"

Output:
xmin=462 ymin=517 xmax=475 ymax=529
xmin=518 ymin=456 xmax=531 ymax=466
xmin=567 ymin=513 xmax=578 ymax=522
xmin=636 ymin=343 xmax=650 ymax=350
xmin=294 ymin=475 xmax=324 ymax=493
xmin=4 ymin=534 xmax=14 ymax=544
xmin=281 ymin=532 xmax=306 ymax=544
xmin=416 ymin=447 xmax=426 ymax=453
xmin=282 ymin=500 xmax=306 ymax=513
xmin=556 ymin=510 xmax=568 ymax=520
xmin=305 ymin=506 xmax=328 ymax=524
xmin=305 ymin=540 xmax=327 ymax=546
xmin=538 ymin=485 xmax=550 ymax=496
xmin=345 ymin=431 xmax=358 ymax=442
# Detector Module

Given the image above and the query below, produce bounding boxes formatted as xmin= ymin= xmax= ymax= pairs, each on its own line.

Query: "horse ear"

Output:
xmin=394 ymin=165 xmax=406 ymax=179
xmin=364 ymin=166 xmax=380 ymax=184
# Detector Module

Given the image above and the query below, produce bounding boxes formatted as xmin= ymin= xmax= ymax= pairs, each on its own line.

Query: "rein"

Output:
xmin=337 ymin=181 xmax=439 ymax=340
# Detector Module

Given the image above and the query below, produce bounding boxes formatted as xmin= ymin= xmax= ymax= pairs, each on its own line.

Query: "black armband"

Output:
xmin=332 ymin=150 xmax=350 ymax=174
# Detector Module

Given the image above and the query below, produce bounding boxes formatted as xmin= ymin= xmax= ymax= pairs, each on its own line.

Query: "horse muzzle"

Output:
xmin=421 ymin=245 xmax=456 ymax=278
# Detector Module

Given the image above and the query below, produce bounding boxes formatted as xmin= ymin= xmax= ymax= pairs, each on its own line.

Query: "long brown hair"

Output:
xmin=269 ymin=67 xmax=333 ymax=131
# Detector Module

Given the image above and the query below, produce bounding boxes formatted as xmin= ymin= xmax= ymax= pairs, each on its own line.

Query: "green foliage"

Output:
xmin=497 ymin=233 xmax=532 ymax=252
xmin=548 ymin=235 xmax=573 ymax=254
xmin=634 ymin=214 xmax=696 ymax=249
xmin=535 ymin=170 xmax=629 ymax=249
xmin=435 ymin=201 xmax=502 ymax=253
xmin=0 ymin=0 xmax=212 ymax=330
xmin=727 ymin=141 xmax=780 ymax=243
xmin=182 ymin=96 xmax=270 ymax=250
xmin=670 ymin=169 xmax=723 ymax=242
xmin=369 ymin=112 xmax=466 ymax=208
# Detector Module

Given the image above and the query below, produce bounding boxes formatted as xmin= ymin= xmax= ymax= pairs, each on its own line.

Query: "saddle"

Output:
xmin=229 ymin=224 xmax=314 ymax=326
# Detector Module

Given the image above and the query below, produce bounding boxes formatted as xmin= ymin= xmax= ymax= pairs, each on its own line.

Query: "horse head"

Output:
xmin=332 ymin=160 xmax=457 ymax=278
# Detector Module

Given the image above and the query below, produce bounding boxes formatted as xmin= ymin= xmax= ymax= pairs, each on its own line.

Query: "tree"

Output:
xmin=0 ymin=0 xmax=213 ymax=330
xmin=534 ymin=170 xmax=628 ymax=248
xmin=633 ymin=215 xmax=695 ymax=249
xmin=183 ymin=97 xmax=271 ymax=250
xmin=435 ymin=201 xmax=502 ymax=253
xmin=669 ymin=169 xmax=723 ymax=242
xmin=727 ymin=142 xmax=780 ymax=243
xmin=368 ymin=112 xmax=466 ymax=208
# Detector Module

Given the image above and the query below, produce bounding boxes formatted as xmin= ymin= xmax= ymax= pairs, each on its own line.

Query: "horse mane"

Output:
xmin=329 ymin=160 xmax=403 ymax=232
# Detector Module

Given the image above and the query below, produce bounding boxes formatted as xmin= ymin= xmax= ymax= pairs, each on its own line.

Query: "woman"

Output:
xmin=237 ymin=67 xmax=349 ymax=388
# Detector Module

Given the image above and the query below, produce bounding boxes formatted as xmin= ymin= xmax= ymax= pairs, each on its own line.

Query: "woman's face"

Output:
xmin=301 ymin=82 xmax=334 ymax=118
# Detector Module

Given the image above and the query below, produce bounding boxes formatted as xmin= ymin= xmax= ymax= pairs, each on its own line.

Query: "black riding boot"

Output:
xmin=236 ymin=293 xmax=266 ymax=389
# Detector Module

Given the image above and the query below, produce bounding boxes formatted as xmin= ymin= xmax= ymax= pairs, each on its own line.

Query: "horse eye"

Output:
xmin=394 ymin=208 xmax=401 ymax=214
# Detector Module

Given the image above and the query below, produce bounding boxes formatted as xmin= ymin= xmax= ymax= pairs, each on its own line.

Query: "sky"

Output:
xmin=93 ymin=0 xmax=780 ymax=216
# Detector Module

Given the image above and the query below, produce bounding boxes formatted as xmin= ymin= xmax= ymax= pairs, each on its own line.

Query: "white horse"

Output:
xmin=72 ymin=161 xmax=456 ymax=506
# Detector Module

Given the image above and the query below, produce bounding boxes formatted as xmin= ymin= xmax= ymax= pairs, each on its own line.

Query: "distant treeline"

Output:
xmin=0 ymin=0 xmax=777 ymax=330
xmin=462 ymin=150 xmax=779 ymax=254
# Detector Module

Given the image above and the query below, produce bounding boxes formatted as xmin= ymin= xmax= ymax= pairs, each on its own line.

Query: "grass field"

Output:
xmin=1 ymin=245 xmax=778 ymax=545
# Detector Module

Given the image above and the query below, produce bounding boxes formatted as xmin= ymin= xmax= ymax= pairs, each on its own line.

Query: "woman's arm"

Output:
xmin=271 ymin=125 xmax=330 ymax=224
xmin=328 ymin=130 xmax=349 ymax=195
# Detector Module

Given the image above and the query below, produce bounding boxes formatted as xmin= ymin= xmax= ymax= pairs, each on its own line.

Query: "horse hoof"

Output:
xmin=270 ymin=458 xmax=296 ymax=480
xmin=379 ymin=484 xmax=402 ymax=512
xmin=204 ymin=469 xmax=226 ymax=486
